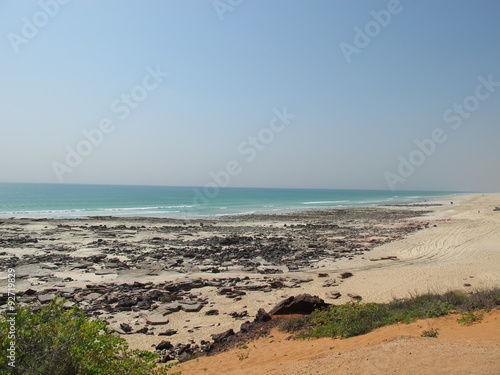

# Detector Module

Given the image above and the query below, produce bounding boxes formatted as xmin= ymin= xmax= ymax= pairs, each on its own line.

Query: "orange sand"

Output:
xmin=175 ymin=309 xmax=500 ymax=375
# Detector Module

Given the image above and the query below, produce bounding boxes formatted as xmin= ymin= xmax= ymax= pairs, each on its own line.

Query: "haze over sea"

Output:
xmin=0 ymin=183 xmax=461 ymax=219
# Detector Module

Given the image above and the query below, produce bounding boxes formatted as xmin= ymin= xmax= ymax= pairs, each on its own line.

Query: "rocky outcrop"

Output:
xmin=269 ymin=294 xmax=329 ymax=315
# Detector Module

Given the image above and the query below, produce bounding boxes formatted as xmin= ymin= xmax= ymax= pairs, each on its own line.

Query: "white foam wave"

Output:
xmin=302 ymin=200 xmax=349 ymax=205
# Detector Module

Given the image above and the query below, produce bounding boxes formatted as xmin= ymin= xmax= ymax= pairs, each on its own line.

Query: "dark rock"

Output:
xmin=205 ymin=309 xmax=219 ymax=316
xmin=269 ymin=294 xmax=329 ymax=315
xmin=120 ymin=323 xmax=132 ymax=333
xmin=156 ymin=340 xmax=173 ymax=351
xmin=254 ymin=308 xmax=271 ymax=323
xmin=269 ymin=280 xmax=284 ymax=289
xmin=211 ymin=329 xmax=235 ymax=343
xmin=158 ymin=354 xmax=174 ymax=363
xmin=88 ymin=254 xmax=107 ymax=263
xmin=240 ymin=321 xmax=255 ymax=333
xmin=135 ymin=327 xmax=149 ymax=334
xmin=318 ymin=273 xmax=329 ymax=278
xmin=339 ymin=272 xmax=353 ymax=279
xmin=229 ymin=311 xmax=248 ymax=319
xmin=176 ymin=343 xmax=191 ymax=355
xmin=23 ymin=288 xmax=37 ymax=296
xmin=116 ymin=297 xmax=137 ymax=308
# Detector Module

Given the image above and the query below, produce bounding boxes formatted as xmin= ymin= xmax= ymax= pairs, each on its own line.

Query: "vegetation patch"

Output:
xmin=280 ymin=288 xmax=499 ymax=339
xmin=421 ymin=328 xmax=440 ymax=338
xmin=0 ymin=298 xmax=169 ymax=375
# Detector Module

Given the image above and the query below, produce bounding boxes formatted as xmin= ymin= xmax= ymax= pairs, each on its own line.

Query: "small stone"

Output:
xmin=205 ymin=309 xmax=219 ymax=316
xmin=146 ymin=319 xmax=170 ymax=326
xmin=158 ymin=329 xmax=177 ymax=336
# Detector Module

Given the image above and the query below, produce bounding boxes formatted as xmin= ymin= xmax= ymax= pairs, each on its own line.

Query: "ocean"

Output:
xmin=0 ymin=183 xmax=460 ymax=219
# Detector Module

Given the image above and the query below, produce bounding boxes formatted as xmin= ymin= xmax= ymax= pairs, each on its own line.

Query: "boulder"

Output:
xmin=254 ymin=308 xmax=271 ymax=323
xmin=269 ymin=294 xmax=329 ymax=315
xmin=156 ymin=340 xmax=173 ymax=351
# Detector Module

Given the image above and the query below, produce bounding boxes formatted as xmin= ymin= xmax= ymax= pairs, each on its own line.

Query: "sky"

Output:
xmin=1 ymin=0 xmax=499 ymax=192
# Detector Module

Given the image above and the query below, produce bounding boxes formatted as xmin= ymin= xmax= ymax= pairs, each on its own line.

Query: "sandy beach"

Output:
xmin=1 ymin=193 xmax=499 ymax=372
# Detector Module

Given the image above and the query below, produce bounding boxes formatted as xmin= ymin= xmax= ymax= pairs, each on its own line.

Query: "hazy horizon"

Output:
xmin=0 ymin=181 xmax=482 ymax=195
xmin=2 ymin=1 xmax=499 ymax=192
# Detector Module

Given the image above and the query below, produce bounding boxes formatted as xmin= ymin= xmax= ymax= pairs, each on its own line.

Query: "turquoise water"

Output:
xmin=0 ymin=183 xmax=461 ymax=219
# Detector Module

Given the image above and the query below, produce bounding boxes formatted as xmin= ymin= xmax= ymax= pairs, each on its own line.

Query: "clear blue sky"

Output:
xmin=1 ymin=0 xmax=499 ymax=191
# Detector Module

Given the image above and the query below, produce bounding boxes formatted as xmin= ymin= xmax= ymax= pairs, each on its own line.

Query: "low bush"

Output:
xmin=0 ymin=298 xmax=168 ymax=375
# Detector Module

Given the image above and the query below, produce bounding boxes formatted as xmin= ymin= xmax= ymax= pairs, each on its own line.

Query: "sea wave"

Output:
xmin=302 ymin=200 xmax=349 ymax=205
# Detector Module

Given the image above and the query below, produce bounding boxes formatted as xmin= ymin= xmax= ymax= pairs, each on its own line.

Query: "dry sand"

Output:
xmin=177 ymin=310 xmax=500 ymax=375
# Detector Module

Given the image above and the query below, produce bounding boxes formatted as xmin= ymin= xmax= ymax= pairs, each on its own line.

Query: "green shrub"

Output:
xmin=0 ymin=298 xmax=168 ymax=375
xmin=457 ymin=311 xmax=482 ymax=325
xmin=280 ymin=288 xmax=499 ymax=340
xmin=421 ymin=328 xmax=439 ymax=338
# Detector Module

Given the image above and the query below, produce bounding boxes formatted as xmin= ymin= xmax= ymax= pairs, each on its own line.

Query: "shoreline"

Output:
xmin=0 ymin=188 xmax=465 ymax=220
xmin=1 ymin=192 xmax=499 ymax=359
